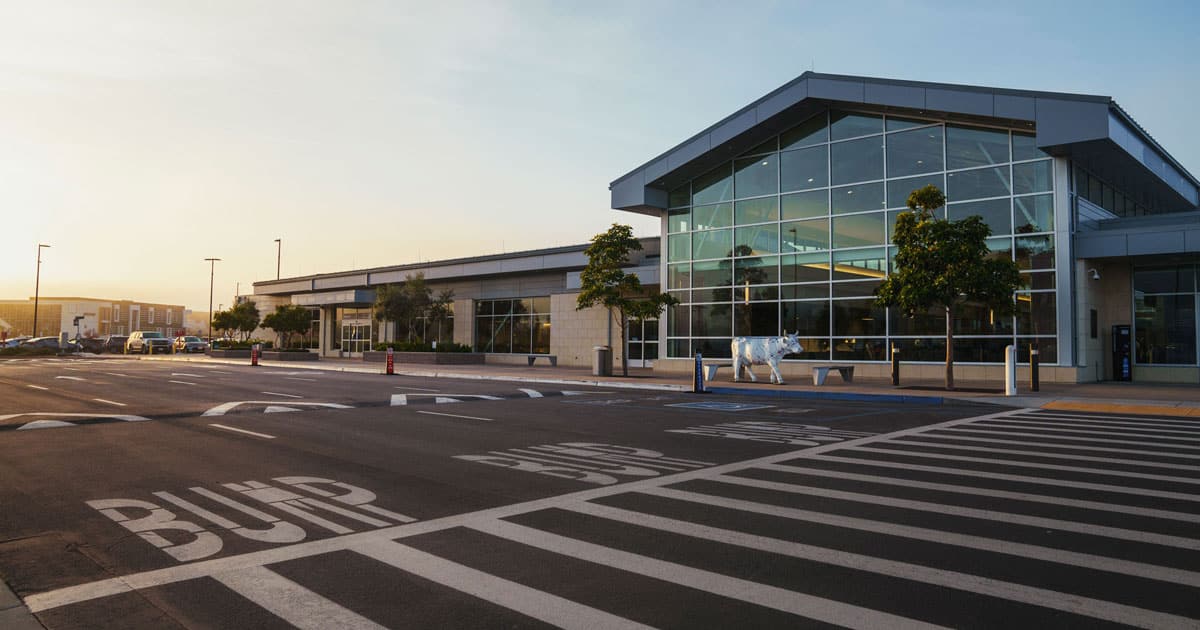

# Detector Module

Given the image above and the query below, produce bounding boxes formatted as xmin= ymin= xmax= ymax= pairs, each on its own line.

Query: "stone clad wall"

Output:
xmin=549 ymin=292 xmax=619 ymax=367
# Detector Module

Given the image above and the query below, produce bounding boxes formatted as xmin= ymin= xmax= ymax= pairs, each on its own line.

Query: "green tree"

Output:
xmin=373 ymin=273 xmax=433 ymax=343
xmin=576 ymin=223 xmax=678 ymax=377
xmin=210 ymin=310 xmax=236 ymax=340
xmin=229 ymin=300 xmax=261 ymax=342
xmin=876 ymin=185 xmax=1021 ymax=390
xmin=262 ymin=304 xmax=312 ymax=349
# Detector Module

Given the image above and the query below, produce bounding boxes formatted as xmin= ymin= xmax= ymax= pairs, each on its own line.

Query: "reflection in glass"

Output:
xmin=1015 ymin=235 xmax=1055 ymax=270
xmin=692 ymin=303 xmax=733 ymax=338
xmin=946 ymin=125 xmax=1009 ymax=169
xmin=1016 ymin=292 xmax=1057 ymax=335
xmin=780 ymin=145 xmax=828 ymax=192
xmin=668 ymin=208 xmax=689 ymax=233
xmin=946 ymin=166 xmax=1011 ymax=201
xmin=734 ymin=154 xmax=778 ymax=198
xmin=667 ymin=234 xmax=690 ymax=263
xmin=1014 ymin=194 xmax=1054 ymax=233
xmin=831 ymin=182 xmax=885 ymax=214
xmin=735 ymin=303 xmax=779 ymax=336
xmin=831 ymin=136 xmax=884 ymax=185
xmin=781 ymin=284 xmax=830 ymax=300
xmin=782 ymin=252 xmax=830 ymax=284
xmin=830 ymin=111 xmax=883 ymax=140
xmin=734 ymin=224 xmax=779 ymax=256
xmin=886 ymin=126 xmax=944 ymax=177
xmin=781 ymin=218 xmax=829 ymax=252
xmin=833 ymin=213 xmax=886 ymax=248
xmin=692 ymin=203 xmax=732 ymax=230
xmin=692 ymin=164 xmax=733 ymax=205
xmin=691 ymin=259 xmax=730 ymax=287
xmin=781 ymin=300 xmax=830 ymax=337
xmin=735 ymin=197 xmax=779 ymax=224
xmin=832 ymin=280 xmax=881 ymax=298
xmin=888 ymin=174 xmax=944 ymax=209
xmin=668 ymin=305 xmax=689 ymax=337
xmin=986 ymin=237 xmax=1012 ymax=262
xmin=886 ymin=116 xmax=932 ymax=132
xmin=946 ymin=198 xmax=1011 ymax=235
xmin=832 ymin=247 xmax=887 ymax=280
xmin=781 ymin=190 xmax=829 ymax=220
xmin=1133 ymin=267 xmax=1196 ymax=294
xmin=781 ymin=113 xmax=828 ymax=149
xmin=1012 ymin=132 xmax=1048 ymax=162
xmin=669 ymin=185 xmax=690 ymax=208
xmin=668 ymin=263 xmax=689 ymax=290
xmin=834 ymin=298 xmax=886 ymax=337
xmin=734 ymin=256 xmax=780 ymax=286
xmin=692 ymin=229 xmax=734 ymax=260
xmin=1013 ymin=160 xmax=1052 ymax=194
xmin=1134 ymin=294 xmax=1196 ymax=364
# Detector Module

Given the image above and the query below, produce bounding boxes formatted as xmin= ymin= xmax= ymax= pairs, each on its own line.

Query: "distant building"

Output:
xmin=0 ymin=297 xmax=188 ymax=338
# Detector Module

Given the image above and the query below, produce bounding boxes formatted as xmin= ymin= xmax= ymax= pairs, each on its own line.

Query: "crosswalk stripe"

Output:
xmin=813 ymin=454 xmax=1200 ymax=503
xmin=941 ymin=427 xmax=1200 ymax=451
xmin=639 ymin=487 xmax=1200 ymax=586
xmin=349 ymin=539 xmax=654 ymax=630
xmin=762 ymin=463 xmax=1200 ymax=524
xmin=913 ymin=432 xmax=1200 ymax=461
xmin=213 ymin=565 xmax=386 ymax=630
xmin=1022 ymin=411 xmax=1200 ymax=426
xmin=970 ymin=421 xmax=1200 ymax=443
xmin=468 ymin=518 xmax=944 ymax=630
xmin=848 ymin=446 xmax=1200 ymax=486
xmin=1012 ymin=413 xmax=1200 ymax=430
xmin=886 ymin=438 xmax=1200 ymax=473
xmin=977 ymin=418 xmax=1200 ymax=438
xmin=563 ymin=501 xmax=1197 ymax=630
xmin=707 ymin=474 xmax=1200 ymax=550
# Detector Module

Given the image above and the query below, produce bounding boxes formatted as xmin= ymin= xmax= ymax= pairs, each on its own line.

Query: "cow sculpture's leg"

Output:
xmin=768 ymin=355 xmax=785 ymax=385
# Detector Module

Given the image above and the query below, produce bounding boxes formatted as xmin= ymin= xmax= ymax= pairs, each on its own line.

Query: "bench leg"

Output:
xmin=549 ymin=357 xmax=557 ymax=367
xmin=841 ymin=368 xmax=854 ymax=383
xmin=813 ymin=370 xmax=827 ymax=386
xmin=527 ymin=357 xmax=534 ymax=366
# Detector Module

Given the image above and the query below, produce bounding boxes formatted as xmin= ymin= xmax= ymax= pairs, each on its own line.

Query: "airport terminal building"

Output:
xmin=255 ymin=73 xmax=1199 ymax=384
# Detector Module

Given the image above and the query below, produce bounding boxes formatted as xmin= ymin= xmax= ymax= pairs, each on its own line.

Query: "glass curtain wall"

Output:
xmin=666 ymin=110 xmax=1057 ymax=361
xmin=475 ymin=297 xmax=551 ymax=354
xmin=1133 ymin=266 xmax=1197 ymax=365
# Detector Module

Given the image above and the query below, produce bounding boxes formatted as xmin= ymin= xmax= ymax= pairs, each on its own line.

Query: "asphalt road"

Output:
xmin=0 ymin=356 xmax=1197 ymax=629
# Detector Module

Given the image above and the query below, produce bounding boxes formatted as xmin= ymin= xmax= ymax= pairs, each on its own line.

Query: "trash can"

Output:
xmin=592 ymin=345 xmax=612 ymax=376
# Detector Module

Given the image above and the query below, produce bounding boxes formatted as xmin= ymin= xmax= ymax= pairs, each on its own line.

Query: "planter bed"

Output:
xmin=362 ymin=351 xmax=484 ymax=365
xmin=261 ymin=350 xmax=319 ymax=361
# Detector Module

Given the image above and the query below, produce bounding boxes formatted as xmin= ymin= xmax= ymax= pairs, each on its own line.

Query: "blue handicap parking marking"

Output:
xmin=667 ymin=401 xmax=774 ymax=412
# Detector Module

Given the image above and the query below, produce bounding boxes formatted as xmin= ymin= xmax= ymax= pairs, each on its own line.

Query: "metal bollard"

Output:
xmin=1004 ymin=345 xmax=1016 ymax=396
xmin=1030 ymin=343 xmax=1040 ymax=392
xmin=693 ymin=351 xmax=707 ymax=394
xmin=386 ymin=347 xmax=395 ymax=375
xmin=891 ymin=345 xmax=900 ymax=387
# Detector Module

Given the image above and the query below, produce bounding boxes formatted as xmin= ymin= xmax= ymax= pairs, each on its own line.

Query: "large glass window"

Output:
xmin=692 ymin=164 xmax=733 ymax=206
xmin=781 ymin=113 xmax=827 ymax=149
xmin=887 ymin=126 xmax=944 ymax=177
xmin=692 ymin=229 xmax=734 ymax=260
xmin=781 ymin=190 xmax=828 ymax=220
xmin=475 ymin=298 xmax=551 ymax=354
xmin=946 ymin=198 xmax=1011 ymax=235
xmin=888 ymin=174 xmax=944 ymax=209
xmin=831 ymin=136 xmax=884 ymax=185
xmin=946 ymin=166 xmax=1011 ymax=201
xmin=832 ymin=214 xmax=885 ymax=248
xmin=946 ymin=125 xmax=1009 ymax=169
xmin=830 ymin=111 xmax=882 ymax=140
xmin=692 ymin=203 xmax=732 ymax=230
xmin=1014 ymin=194 xmax=1054 ymax=233
xmin=1135 ymin=294 xmax=1196 ymax=365
xmin=781 ymin=219 xmax=829 ymax=252
xmin=734 ymin=154 xmax=778 ymax=198
xmin=831 ymin=182 xmax=885 ymax=214
xmin=1013 ymin=160 xmax=1053 ymax=194
xmin=780 ymin=145 xmax=828 ymax=192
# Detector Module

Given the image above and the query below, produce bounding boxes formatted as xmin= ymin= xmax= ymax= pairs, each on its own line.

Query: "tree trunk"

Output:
xmin=618 ymin=309 xmax=629 ymax=377
xmin=945 ymin=305 xmax=955 ymax=391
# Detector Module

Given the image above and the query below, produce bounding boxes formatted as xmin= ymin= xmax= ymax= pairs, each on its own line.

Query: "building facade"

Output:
xmin=251 ymin=241 xmax=660 ymax=366
xmin=610 ymin=73 xmax=1200 ymax=383
xmin=0 ymin=297 xmax=188 ymax=339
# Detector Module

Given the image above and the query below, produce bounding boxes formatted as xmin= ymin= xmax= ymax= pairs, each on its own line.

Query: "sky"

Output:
xmin=1 ymin=1 xmax=1197 ymax=312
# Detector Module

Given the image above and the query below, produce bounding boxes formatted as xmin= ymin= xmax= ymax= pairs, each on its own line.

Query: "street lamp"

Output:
xmin=274 ymin=238 xmax=281 ymax=280
xmin=32 ymin=244 xmax=50 ymax=337
xmin=205 ymin=258 xmax=221 ymax=342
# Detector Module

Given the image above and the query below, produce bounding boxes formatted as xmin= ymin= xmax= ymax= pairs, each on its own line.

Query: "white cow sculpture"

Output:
xmin=731 ymin=333 xmax=803 ymax=385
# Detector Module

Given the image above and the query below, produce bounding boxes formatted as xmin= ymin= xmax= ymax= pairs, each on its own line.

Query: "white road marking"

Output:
xmin=351 ymin=539 xmax=653 ymax=630
xmin=214 ymin=566 xmax=386 ymax=630
xmin=764 ymin=462 xmax=1200 ymax=525
xmin=17 ymin=420 xmax=77 ymax=430
xmin=564 ymin=501 xmax=1195 ymax=630
xmin=519 ymin=388 xmax=543 ymax=398
xmin=55 ymin=376 xmax=86 ymax=381
xmin=393 ymin=385 xmax=439 ymax=392
xmin=911 ymin=432 xmax=1200 ymax=461
xmin=208 ymin=424 xmax=275 ymax=439
xmin=709 ymin=473 xmax=1200 ymax=550
xmin=850 ymin=445 xmax=1200 ymax=486
xmin=639 ymin=486 xmax=1200 ymax=586
xmin=263 ymin=406 xmax=299 ymax=414
xmin=470 ymin=519 xmax=942 ymax=630
xmin=886 ymin=438 xmax=1200 ymax=473
xmin=1021 ymin=411 xmax=1200 ymax=426
xmin=202 ymin=401 xmax=353 ymax=417
xmin=261 ymin=392 xmax=303 ymax=398
xmin=18 ymin=408 xmax=1035 ymax=613
xmin=93 ymin=398 xmax=127 ymax=407
xmin=971 ymin=420 xmax=1200 ymax=442
xmin=27 ymin=384 xmax=49 ymax=391
xmin=62 ymin=367 xmax=81 ymax=371
xmin=939 ymin=427 xmax=1200 ymax=451
xmin=416 ymin=410 xmax=494 ymax=422
xmin=104 ymin=372 xmax=129 ymax=378
xmin=1011 ymin=413 xmax=1200 ymax=430
xmin=284 ymin=377 xmax=317 ymax=382
xmin=168 ymin=380 xmax=196 ymax=386
xmin=171 ymin=372 xmax=206 ymax=378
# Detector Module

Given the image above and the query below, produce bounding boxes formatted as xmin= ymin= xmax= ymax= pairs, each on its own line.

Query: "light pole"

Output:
xmin=274 ymin=238 xmax=281 ymax=280
xmin=32 ymin=244 xmax=50 ymax=337
xmin=205 ymin=258 xmax=221 ymax=342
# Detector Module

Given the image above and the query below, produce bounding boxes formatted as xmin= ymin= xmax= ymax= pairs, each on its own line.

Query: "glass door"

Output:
xmin=626 ymin=317 xmax=659 ymax=368
xmin=338 ymin=308 xmax=374 ymax=356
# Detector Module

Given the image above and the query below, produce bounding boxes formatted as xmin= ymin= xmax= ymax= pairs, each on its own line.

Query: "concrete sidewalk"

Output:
xmin=140 ymin=354 xmax=1200 ymax=417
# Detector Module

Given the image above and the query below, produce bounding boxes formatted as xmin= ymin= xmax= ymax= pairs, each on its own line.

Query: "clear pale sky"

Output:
xmin=1 ymin=1 xmax=1196 ymax=311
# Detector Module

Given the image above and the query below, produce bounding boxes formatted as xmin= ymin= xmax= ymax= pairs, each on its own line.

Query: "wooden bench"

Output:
xmin=813 ymin=365 xmax=855 ymax=385
xmin=526 ymin=355 xmax=558 ymax=367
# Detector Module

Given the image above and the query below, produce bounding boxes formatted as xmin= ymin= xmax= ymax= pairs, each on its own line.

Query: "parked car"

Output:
xmin=125 ymin=331 xmax=173 ymax=354
xmin=1 ymin=336 xmax=31 ymax=349
xmin=174 ymin=336 xmax=207 ymax=353
xmin=76 ymin=337 xmax=107 ymax=353
xmin=101 ymin=335 xmax=129 ymax=354
xmin=19 ymin=337 xmax=80 ymax=352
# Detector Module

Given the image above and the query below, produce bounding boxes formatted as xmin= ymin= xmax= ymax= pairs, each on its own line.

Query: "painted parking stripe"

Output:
xmin=93 ymin=398 xmax=127 ymax=407
xmin=762 ymin=463 xmax=1200 ymax=525
xmin=908 ymin=432 xmax=1200 ymax=462
xmin=351 ymin=539 xmax=653 ymax=630
xmin=988 ymin=416 xmax=1200 ymax=435
xmin=708 ymin=473 xmax=1200 ymax=550
xmin=1011 ymin=413 xmax=1200 ymax=429
xmin=208 ymin=424 xmax=275 ymax=439
xmin=393 ymin=385 xmax=439 ymax=392
xmin=848 ymin=446 xmax=1200 ymax=486
xmin=214 ymin=565 xmax=385 ymax=630
xmin=563 ymin=501 xmax=1195 ymax=630
xmin=55 ymin=376 xmax=86 ymax=381
xmin=812 ymin=454 xmax=1200 ymax=503
xmin=27 ymin=384 xmax=49 ymax=390
xmin=104 ymin=372 xmax=129 ymax=377
xmin=171 ymin=372 xmax=206 ymax=378
xmin=1022 ymin=411 xmax=1200 ymax=425
xmin=638 ymin=486 xmax=1200 ymax=586
xmin=885 ymin=438 xmax=1200 ymax=473
xmin=968 ymin=421 xmax=1200 ymax=443
xmin=168 ymin=380 xmax=197 ymax=386
xmin=416 ymin=410 xmax=495 ymax=422
xmin=469 ymin=518 xmax=942 ymax=630
xmin=941 ymin=427 xmax=1200 ymax=451
xmin=519 ymin=388 xmax=543 ymax=398
xmin=285 ymin=377 xmax=318 ymax=382
xmin=261 ymin=391 xmax=303 ymax=398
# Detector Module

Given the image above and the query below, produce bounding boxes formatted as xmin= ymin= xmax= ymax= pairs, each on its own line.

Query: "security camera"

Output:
xmin=1088 ymin=268 xmax=1100 ymax=280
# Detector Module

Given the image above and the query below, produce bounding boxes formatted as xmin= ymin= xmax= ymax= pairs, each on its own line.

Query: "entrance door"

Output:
xmin=338 ymin=308 xmax=374 ymax=356
xmin=626 ymin=317 xmax=659 ymax=368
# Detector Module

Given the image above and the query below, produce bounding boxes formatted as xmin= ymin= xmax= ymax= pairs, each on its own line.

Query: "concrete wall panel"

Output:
xmin=1127 ymin=231 xmax=1186 ymax=255
xmin=926 ymin=88 xmax=993 ymax=117
xmin=864 ymin=83 xmax=924 ymax=109
xmin=993 ymin=94 xmax=1036 ymax=120
xmin=1075 ymin=234 xmax=1127 ymax=258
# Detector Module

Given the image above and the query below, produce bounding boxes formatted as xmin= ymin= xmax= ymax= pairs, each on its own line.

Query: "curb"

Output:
xmin=706 ymin=386 xmax=944 ymax=405
xmin=0 ymin=581 xmax=42 ymax=630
